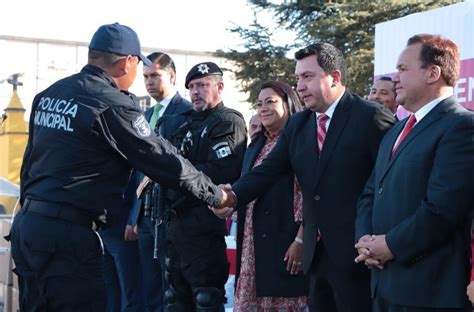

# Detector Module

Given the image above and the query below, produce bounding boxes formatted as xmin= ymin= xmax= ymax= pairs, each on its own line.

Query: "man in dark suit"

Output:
xmin=100 ymin=180 xmax=145 ymax=311
xmin=126 ymin=52 xmax=192 ymax=312
xmin=355 ymin=34 xmax=474 ymax=312
xmin=212 ymin=43 xmax=395 ymax=311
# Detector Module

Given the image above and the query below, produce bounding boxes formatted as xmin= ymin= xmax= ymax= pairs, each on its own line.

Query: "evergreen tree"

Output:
xmin=217 ymin=0 xmax=459 ymax=106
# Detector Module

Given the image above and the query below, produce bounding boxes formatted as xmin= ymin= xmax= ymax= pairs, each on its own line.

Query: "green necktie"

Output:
xmin=149 ymin=103 xmax=163 ymax=129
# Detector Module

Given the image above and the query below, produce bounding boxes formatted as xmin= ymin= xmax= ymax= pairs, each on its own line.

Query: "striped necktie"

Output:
xmin=317 ymin=114 xmax=329 ymax=154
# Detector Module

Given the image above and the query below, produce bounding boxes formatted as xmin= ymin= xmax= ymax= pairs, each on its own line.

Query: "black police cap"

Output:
xmin=185 ymin=62 xmax=223 ymax=89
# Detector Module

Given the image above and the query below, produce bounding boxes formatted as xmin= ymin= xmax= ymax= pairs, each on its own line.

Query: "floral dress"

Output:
xmin=234 ymin=131 xmax=306 ymax=312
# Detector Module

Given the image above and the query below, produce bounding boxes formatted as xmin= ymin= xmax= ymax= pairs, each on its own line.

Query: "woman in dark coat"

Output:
xmin=234 ymin=81 xmax=309 ymax=311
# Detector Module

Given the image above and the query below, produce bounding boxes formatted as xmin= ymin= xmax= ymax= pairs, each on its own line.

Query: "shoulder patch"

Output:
xmin=212 ymin=141 xmax=232 ymax=159
xmin=132 ymin=114 xmax=151 ymax=137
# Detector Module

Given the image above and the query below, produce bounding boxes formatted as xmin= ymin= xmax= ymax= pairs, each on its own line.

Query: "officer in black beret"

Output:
xmin=184 ymin=62 xmax=223 ymax=89
xmin=164 ymin=62 xmax=247 ymax=311
xmin=9 ymin=24 xmax=233 ymax=311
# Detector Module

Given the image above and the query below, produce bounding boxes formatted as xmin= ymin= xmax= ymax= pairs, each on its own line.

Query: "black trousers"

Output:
xmin=308 ymin=241 xmax=372 ymax=312
xmin=165 ymin=218 xmax=229 ymax=307
xmin=10 ymin=207 xmax=106 ymax=311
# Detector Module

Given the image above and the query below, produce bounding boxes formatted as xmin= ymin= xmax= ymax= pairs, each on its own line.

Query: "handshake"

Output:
xmin=210 ymin=184 xmax=237 ymax=219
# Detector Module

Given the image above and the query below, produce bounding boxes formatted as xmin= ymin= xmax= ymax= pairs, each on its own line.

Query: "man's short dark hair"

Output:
xmin=377 ymin=76 xmax=396 ymax=92
xmin=146 ymin=52 xmax=176 ymax=75
xmin=295 ymin=43 xmax=347 ymax=86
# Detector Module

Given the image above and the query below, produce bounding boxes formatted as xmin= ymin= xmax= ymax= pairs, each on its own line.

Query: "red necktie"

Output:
xmin=317 ymin=114 xmax=329 ymax=154
xmin=392 ymin=114 xmax=417 ymax=156
xmin=315 ymin=114 xmax=329 ymax=242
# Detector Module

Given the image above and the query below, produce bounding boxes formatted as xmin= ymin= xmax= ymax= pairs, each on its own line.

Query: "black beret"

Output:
xmin=185 ymin=62 xmax=223 ymax=89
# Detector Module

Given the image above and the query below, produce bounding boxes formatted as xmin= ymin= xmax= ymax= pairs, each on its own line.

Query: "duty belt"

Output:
xmin=23 ymin=199 xmax=94 ymax=228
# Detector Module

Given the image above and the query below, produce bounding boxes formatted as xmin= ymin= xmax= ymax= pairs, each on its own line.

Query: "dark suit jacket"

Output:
xmin=235 ymin=132 xmax=309 ymax=297
xmin=233 ymin=90 xmax=395 ymax=275
xmin=128 ymin=92 xmax=192 ymax=225
xmin=356 ymin=97 xmax=474 ymax=308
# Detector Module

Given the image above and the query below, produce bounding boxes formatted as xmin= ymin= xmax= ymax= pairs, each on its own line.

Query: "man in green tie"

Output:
xmin=125 ymin=52 xmax=192 ymax=312
xmin=148 ymin=102 xmax=163 ymax=129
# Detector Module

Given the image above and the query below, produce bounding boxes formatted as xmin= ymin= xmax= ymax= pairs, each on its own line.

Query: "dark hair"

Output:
xmin=379 ymin=76 xmax=392 ymax=82
xmin=146 ymin=52 xmax=176 ymax=75
xmin=377 ymin=76 xmax=396 ymax=92
xmin=294 ymin=43 xmax=347 ymax=86
xmin=407 ymin=34 xmax=460 ymax=87
xmin=258 ymin=81 xmax=303 ymax=115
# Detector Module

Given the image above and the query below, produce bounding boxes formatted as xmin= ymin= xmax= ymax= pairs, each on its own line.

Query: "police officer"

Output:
xmin=164 ymin=62 xmax=247 ymax=312
xmin=9 ymin=24 xmax=232 ymax=311
xmin=126 ymin=52 xmax=192 ymax=312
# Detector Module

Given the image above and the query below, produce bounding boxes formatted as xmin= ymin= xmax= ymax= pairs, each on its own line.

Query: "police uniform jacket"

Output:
xmin=20 ymin=64 xmax=222 ymax=220
xmin=127 ymin=92 xmax=192 ymax=227
xmin=169 ymin=102 xmax=247 ymax=233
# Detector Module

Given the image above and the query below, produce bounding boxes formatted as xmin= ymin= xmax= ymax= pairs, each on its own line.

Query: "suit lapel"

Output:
xmin=313 ymin=91 xmax=351 ymax=188
xmin=242 ymin=135 xmax=265 ymax=174
xmin=377 ymin=120 xmax=403 ymax=179
xmin=163 ymin=94 xmax=179 ymax=116
xmin=144 ymin=107 xmax=153 ymax=122
xmin=296 ymin=111 xmax=319 ymax=189
xmin=156 ymin=94 xmax=178 ymax=136
xmin=378 ymin=97 xmax=454 ymax=182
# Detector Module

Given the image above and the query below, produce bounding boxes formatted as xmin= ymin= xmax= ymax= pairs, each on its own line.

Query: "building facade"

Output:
xmin=0 ymin=35 xmax=252 ymax=214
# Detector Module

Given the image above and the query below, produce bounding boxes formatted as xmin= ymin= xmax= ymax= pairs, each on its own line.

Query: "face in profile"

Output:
xmin=120 ymin=56 xmax=140 ymax=91
xmin=393 ymin=43 xmax=428 ymax=111
xmin=257 ymin=87 xmax=289 ymax=133
xmin=295 ymin=55 xmax=334 ymax=113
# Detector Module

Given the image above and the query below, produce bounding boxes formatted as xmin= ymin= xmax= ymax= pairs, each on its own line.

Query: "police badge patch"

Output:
xmin=132 ymin=115 xmax=151 ymax=137
xmin=212 ymin=142 xmax=232 ymax=159
xmin=197 ymin=63 xmax=210 ymax=74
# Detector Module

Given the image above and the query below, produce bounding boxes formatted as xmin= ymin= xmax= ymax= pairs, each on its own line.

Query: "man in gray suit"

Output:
xmin=355 ymin=34 xmax=474 ymax=312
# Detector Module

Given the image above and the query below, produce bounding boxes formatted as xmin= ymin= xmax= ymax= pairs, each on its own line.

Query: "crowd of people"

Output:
xmin=6 ymin=22 xmax=474 ymax=312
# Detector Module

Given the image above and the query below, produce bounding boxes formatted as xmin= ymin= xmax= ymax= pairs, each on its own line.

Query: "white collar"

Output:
xmin=413 ymin=93 xmax=452 ymax=123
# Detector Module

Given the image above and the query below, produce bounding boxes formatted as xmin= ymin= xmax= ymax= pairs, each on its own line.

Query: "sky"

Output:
xmin=0 ymin=0 xmax=295 ymax=115
xmin=0 ymin=0 xmax=288 ymax=52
